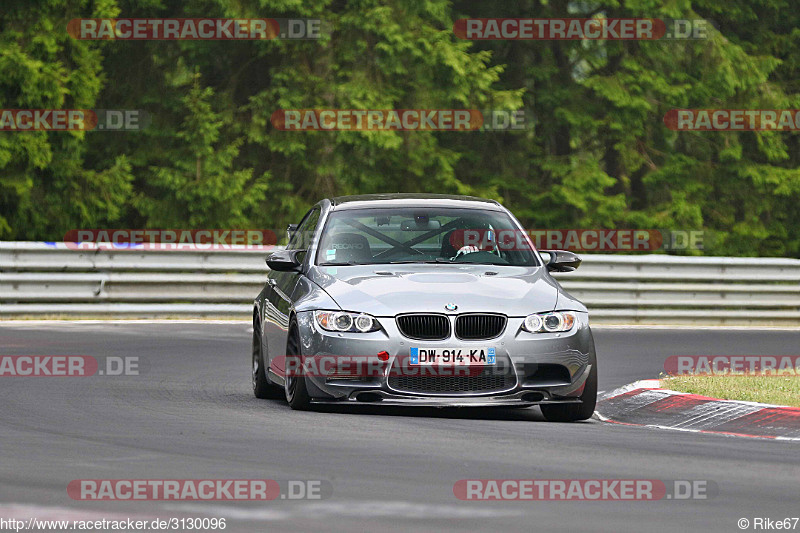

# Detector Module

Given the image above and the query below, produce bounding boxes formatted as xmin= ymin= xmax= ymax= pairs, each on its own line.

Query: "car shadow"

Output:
xmin=309 ymin=402 xmax=554 ymax=422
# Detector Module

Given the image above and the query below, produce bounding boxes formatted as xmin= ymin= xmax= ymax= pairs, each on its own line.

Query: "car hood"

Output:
xmin=307 ymin=264 xmax=560 ymax=317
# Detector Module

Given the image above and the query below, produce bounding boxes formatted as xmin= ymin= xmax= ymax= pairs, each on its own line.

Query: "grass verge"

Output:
xmin=662 ymin=374 xmax=800 ymax=407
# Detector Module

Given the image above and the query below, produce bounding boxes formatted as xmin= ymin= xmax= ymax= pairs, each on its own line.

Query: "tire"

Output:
xmin=252 ymin=319 xmax=283 ymax=399
xmin=284 ymin=321 xmax=312 ymax=410
xmin=540 ymin=363 xmax=597 ymax=422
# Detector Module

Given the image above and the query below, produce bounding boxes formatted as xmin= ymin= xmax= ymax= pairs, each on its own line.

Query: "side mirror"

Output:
xmin=540 ymin=249 xmax=582 ymax=272
xmin=266 ymin=249 xmax=303 ymax=272
xmin=286 ymin=224 xmax=299 ymax=245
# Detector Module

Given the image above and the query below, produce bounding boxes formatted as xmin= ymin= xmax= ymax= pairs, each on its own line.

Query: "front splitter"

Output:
xmin=311 ymin=390 xmax=583 ymax=408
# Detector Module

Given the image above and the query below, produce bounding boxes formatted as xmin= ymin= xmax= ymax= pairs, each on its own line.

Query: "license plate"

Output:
xmin=409 ymin=347 xmax=496 ymax=366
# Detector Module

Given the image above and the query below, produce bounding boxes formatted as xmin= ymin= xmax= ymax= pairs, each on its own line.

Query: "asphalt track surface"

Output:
xmin=0 ymin=322 xmax=798 ymax=532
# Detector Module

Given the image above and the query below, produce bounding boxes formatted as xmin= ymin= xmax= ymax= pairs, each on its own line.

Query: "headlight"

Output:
xmin=522 ymin=311 xmax=576 ymax=333
xmin=314 ymin=310 xmax=381 ymax=333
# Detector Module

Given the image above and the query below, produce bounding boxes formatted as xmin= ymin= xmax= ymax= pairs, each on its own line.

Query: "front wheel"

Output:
xmin=540 ymin=364 xmax=597 ymax=422
xmin=284 ymin=322 xmax=312 ymax=410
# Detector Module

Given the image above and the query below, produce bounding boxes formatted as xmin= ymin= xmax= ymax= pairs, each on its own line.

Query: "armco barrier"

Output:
xmin=1 ymin=242 xmax=799 ymax=325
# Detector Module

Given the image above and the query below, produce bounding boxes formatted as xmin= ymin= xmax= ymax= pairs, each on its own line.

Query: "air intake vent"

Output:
xmin=396 ymin=314 xmax=450 ymax=340
xmin=455 ymin=314 xmax=507 ymax=340
xmin=389 ymin=367 xmax=516 ymax=394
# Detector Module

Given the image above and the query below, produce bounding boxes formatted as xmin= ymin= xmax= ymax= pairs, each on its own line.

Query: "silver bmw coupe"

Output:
xmin=252 ymin=194 xmax=597 ymax=421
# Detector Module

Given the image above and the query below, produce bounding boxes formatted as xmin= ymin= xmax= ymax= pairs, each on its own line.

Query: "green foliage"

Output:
xmin=1 ymin=0 xmax=799 ymax=256
xmin=0 ymin=0 xmax=130 ymax=238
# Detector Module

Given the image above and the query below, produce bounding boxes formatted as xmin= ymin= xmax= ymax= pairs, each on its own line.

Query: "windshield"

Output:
xmin=315 ymin=207 xmax=540 ymax=267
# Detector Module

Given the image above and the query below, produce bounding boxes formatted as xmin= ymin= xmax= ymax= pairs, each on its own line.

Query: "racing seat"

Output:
xmin=319 ymin=232 xmax=372 ymax=263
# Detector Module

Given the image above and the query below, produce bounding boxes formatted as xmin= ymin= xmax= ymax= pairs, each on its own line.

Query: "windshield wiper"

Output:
xmin=318 ymin=261 xmax=362 ymax=266
xmin=387 ymin=258 xmax=453 ymax=264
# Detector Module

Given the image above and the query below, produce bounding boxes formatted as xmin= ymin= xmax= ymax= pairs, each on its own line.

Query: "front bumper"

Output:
xmin=294 ymin=310 xmax=596 ymax=406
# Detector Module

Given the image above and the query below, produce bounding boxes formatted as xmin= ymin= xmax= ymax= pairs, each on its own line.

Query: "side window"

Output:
xmin=286 ymin=208 xmax=321 ymax=251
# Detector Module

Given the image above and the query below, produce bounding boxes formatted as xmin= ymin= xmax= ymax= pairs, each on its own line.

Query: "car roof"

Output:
xmin=329 ymin=193 xmax=503 ymax=210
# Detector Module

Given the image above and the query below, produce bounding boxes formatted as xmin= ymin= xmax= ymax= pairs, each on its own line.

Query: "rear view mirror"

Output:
xmin=266 ymin=250 xmax=303 ymax=272
xmin=540 ymin=249 xmax=582 ymax=272
xmin=401 ymin=219 xmax=441 ymax=231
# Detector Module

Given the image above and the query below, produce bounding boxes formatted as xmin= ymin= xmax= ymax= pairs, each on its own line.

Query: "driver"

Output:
xmin=442 ymin=225 xmax=500 ymax=261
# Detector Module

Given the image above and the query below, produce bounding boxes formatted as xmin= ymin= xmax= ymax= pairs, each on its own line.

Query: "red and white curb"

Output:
xmin=595 ymin=380 xmax=800 ymax=441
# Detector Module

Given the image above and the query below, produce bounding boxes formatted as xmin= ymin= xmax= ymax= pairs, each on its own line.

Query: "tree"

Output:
xmin=0 ymin=0 xmax=133 ymax=240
